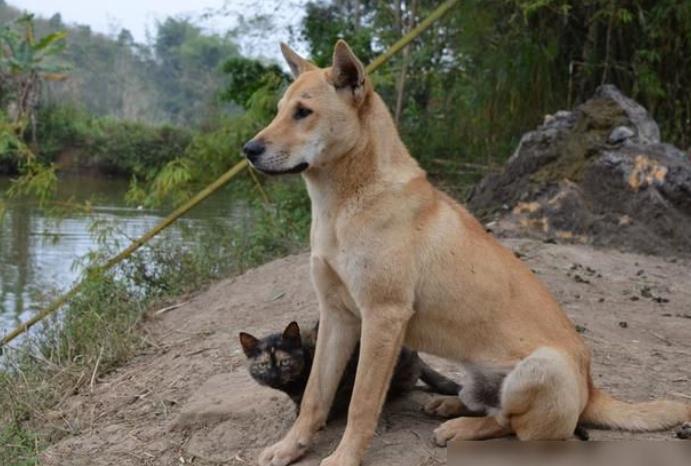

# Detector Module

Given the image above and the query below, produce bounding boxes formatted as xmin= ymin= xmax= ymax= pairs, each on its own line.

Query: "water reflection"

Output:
xmin=0 ymin=174 xmax=235 ymax=334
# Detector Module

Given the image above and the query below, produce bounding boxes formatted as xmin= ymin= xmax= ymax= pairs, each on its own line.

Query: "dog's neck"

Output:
xmin=302 ymin=92 xmax=423 ymax=216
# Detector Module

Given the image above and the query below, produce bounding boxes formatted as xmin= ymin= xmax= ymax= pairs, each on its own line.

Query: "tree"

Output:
xmin=0 ymin=14 xmax=68 ymax=143
xmin=0 ymin=14 xmax=67 ymax=203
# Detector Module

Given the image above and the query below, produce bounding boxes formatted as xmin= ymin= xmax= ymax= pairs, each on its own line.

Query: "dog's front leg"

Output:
xmin=259 ymin=298 xmax=360 ymax=466
xmin=321 ymin=305 xmax=412 ymax=466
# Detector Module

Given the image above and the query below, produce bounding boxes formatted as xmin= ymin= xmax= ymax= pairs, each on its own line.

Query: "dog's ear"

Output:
xmin=330 ymin=40 xmax=367 ymax=103
xmin=239 ymin=332 xmax=259 ymax=356
xmin=282 ymin=321 xmax=302 ymax=347
xmin=280 ymin=42 xmax=314 ymax=78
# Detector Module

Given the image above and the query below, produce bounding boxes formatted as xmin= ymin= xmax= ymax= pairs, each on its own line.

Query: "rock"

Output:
xmin=595 ymin=84 xmax=660 ymax=144
xmin=676 ymin=422 xmax=691 ymax=439
xmin=608 ymin=126 xmax=635 ymax=144
xmin=468 ymin=85 xmax=691 ymax=258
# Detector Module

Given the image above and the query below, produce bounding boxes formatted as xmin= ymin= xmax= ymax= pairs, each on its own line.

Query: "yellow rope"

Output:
xmin=0 ymin=0 xmax=460 ymax=348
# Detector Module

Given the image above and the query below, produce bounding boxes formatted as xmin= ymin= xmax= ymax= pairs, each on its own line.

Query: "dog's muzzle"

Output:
xmin=242 ymin=139 xmax=309 ymax=175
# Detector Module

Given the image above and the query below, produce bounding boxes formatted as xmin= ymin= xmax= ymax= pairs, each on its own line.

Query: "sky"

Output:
xmin=9 ymin=0 xmax=309 ymax=60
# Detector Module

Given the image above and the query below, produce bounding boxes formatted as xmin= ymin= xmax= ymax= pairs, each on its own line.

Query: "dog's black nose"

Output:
xmin=243 ymin=139 xmax=265 ymax=162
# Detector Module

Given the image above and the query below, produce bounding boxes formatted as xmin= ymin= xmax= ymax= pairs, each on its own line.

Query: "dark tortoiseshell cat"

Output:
xmin=239 ymin=321 xmax=460 ymax=417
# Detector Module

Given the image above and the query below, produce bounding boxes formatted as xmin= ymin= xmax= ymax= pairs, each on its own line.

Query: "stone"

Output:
xmin=468 ymin=85 xmax=691 ymax=258
xmin=608 ymin=126 xmax=635 ymax=144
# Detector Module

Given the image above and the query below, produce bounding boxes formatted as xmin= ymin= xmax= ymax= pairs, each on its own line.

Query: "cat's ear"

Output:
xmin=282 ymin=321 xmax=301 ymax=346
xmin=239 ymin=332 xmax=259 ymax=356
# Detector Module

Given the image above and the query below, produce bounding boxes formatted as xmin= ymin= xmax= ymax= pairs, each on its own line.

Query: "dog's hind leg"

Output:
xmin=500 ymin=347 xmax=585 ymax=440
xmin=321 ymin=305 xmax=413 ymax=466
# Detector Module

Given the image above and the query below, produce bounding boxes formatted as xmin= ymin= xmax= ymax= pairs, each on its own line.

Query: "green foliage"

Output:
xmin=6 ymin=159 xmax=57 ymax=205
xmin=0 ymin=14 xmax=68 ymax=80
xmin=34 ymin=104 xmax=193 ymax=178
xmin=131 ymin=57 xmax=288 ymax=208
xmin=302 ymin=1 xmax=375 ymax=67
xmin=233 ymin=180 xmax=311 ymax=271
xmin=221 ymin=57 xmax=287 ymax=107
xmin=0 ymin=13 xmax=65 ymax=206
xmin=0 ymin=421 xmax=37 ymax=465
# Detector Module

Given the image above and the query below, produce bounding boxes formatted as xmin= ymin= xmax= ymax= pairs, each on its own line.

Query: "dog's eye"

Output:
xmin=293 ymin=105 xmax=313 ymax=120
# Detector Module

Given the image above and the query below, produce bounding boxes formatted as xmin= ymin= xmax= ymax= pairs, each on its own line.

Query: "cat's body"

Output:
xmin=239 ymin=321 xmax=460 ymax=417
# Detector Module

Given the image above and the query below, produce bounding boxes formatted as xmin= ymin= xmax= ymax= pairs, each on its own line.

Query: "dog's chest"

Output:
xmin=311 ymin=250 xmax=361 ymax=317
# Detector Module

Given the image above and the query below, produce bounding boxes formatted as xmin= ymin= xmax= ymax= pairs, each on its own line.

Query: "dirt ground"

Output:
xmin=41 ymin=238 xmax=691 ymax=465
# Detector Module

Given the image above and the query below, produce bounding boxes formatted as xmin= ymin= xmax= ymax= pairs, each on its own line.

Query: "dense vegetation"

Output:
xmin=300 ymin=0 xmax=691 ymax=176
xmin=2 ymin=0 xmax=690 ymax=191
xmin=1 ymin=0 xmax=689 ymax=463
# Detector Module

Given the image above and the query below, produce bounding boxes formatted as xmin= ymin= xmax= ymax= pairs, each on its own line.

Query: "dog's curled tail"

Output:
xmin=580 ymin=388 xmax=691 ymax=431
xmin=418 ymin=361 xmax=461 ymax=396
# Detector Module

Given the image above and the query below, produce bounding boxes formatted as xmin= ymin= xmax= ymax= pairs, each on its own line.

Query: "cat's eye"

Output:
xmin=258 ymin=361 xmax=270 ymax=369
xmin=279 ymin=359 xmax=292 ymax=367
xmin=293 ymin=105 xmax=312 ymax=120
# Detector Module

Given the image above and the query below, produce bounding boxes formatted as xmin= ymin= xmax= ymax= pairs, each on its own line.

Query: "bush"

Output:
xmin=35 ymin=104 xmax=194 ymax=177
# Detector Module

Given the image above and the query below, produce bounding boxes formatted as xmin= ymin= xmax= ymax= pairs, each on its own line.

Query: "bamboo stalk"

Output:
xmin=0 ymin=0 xmax=461 ymax=349
xmin=365 ymin=0 xmax=459 ymax=73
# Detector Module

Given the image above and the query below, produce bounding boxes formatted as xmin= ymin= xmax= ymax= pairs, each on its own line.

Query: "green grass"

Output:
xmin=0 ymin=177 xmax=310 ymax=464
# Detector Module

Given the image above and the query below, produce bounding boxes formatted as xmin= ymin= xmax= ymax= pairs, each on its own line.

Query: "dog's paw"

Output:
xmin=320 ymin=448 xmax=360 ymax=466
xmin=424 ymin=396 xmax=465 ymax=418
xmin=258 ymin=438 xmax=308 ymax=466
xmin=676 ymin=422 xmax=691 ymax=439
xmin=433 ymin=418 xmax=464 ymax=447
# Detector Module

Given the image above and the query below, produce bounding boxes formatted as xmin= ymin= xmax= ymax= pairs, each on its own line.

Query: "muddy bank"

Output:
xmin=469 ymin=85 xmax=691 ymax=258
xmin=41 ymin=239 xmax=691 ymax=465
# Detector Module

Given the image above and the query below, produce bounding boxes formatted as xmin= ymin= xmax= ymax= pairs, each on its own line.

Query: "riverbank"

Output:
xmin=32 ymin=238 xmax=691 ymax=465
xmin=0 ymin=177 xmax=311 ymax=465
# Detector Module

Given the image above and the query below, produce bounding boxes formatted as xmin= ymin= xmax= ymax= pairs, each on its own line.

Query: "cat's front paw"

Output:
xmin=258 ymin=437 xmax=308 ymax=466
xmin=424 ymin=395 xmax=465 ymax=418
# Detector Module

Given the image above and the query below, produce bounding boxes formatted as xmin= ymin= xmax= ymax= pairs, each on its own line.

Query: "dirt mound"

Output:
xmin=41 ymin=240 xmax=691 ymax=465
xmin=469 ymin=85 xmax=691 ymax=257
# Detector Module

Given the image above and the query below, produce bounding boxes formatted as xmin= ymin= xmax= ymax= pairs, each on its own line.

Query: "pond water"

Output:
xmin=0 ymin=174 xmax=238 ymax=337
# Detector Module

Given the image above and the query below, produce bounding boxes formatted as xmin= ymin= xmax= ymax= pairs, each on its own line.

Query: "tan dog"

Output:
xmin=243 ymin=40 xmax=691 ymax=466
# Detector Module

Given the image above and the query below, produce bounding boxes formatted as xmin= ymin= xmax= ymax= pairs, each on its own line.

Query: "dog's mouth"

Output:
xmin=251 ymin=162 xmax=309 ymax=176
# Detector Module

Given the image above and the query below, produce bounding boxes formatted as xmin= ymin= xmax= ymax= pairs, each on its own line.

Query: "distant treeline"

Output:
xmin=0 ymin=1 xmax=241 ymax=126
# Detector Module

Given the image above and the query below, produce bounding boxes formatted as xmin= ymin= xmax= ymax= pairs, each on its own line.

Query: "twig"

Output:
xmin=184 ymin=449 xmax=236 ymax=464
xmin=90 ymin=346 xmax=104 ymax=393
xmin=248 ymin=167 xmax=270 ymax=204
xmin=671 ymin=392 xmax=691 ymax=401
xmin=154 ymin=301 xmax=188 ymax=316
xmin=184 ymin=346 xmax=218 ymax=357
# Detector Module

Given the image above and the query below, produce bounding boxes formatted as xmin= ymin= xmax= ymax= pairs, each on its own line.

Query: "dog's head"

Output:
xmin=242 ymin=40 xmax=371 ymax=175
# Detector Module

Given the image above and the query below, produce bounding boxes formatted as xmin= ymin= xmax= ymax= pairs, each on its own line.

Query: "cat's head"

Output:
xmin=238 ymin=321 xmax=307 ymax=389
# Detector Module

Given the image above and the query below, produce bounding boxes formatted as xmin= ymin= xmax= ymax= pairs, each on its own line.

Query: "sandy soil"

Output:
xmin=41 ymin=238 xmax=691 ymax=465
